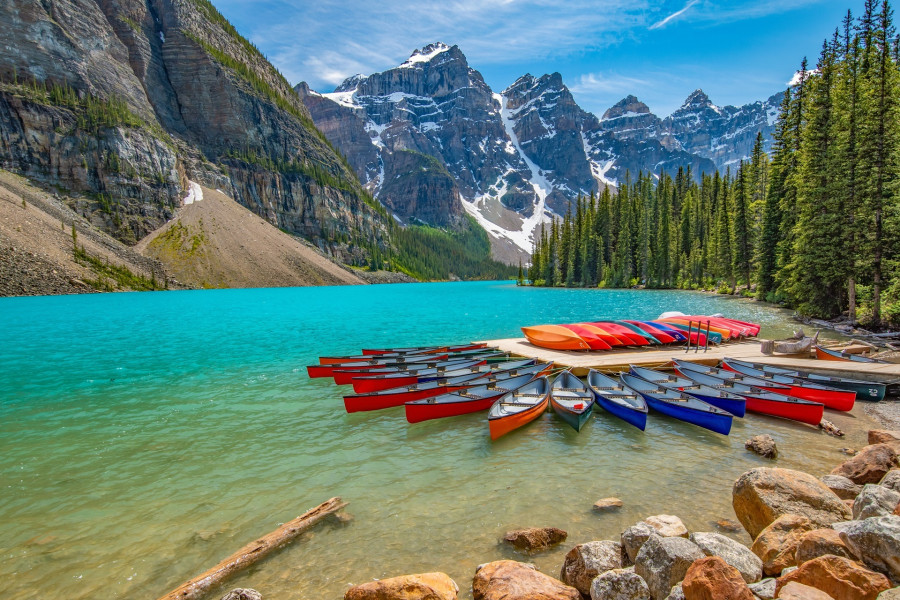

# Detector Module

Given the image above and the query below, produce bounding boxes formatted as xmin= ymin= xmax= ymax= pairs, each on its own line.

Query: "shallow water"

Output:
xmin=0 ymin=282 xmax=873 ymax=600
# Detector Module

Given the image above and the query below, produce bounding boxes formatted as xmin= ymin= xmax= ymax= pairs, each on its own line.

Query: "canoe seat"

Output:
xmin=515 ymin=393 xmax=546 ymax=398
xmin=592 ymin=386 xmax=621 ymax=391
xmin=556 ymin=387 xmax=587 ymax=392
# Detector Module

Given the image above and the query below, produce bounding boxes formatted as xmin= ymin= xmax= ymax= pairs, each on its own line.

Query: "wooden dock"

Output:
xmin=480 ymin=337 xmax=900 ymax=383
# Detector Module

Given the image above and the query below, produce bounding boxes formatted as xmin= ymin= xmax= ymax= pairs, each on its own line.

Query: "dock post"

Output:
xmin=704 ymin=321 xmax=711 ymax=353
xmin=685 ymin=320 xmax=693 ymax=353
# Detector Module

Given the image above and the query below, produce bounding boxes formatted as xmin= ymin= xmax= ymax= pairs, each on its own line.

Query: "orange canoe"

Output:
xmin=488 ymin=376 xmax=550 ymax=440
xmin=521 ymin=325 xmax=590 ymax=351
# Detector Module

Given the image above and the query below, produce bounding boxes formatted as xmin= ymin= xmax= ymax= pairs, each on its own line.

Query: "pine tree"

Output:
xmin=732 ymin=161 xmax=753 ymax=287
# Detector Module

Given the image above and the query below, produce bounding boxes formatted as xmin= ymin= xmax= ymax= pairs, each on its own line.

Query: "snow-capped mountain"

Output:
xmin=296 ymin=43 xmax=782 ymax=262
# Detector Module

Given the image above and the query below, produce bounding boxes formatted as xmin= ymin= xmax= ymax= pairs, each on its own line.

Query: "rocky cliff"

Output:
xmin=0 ymin=0 xmax=387 ymax=255
xmin=297 ymin=43 xmax=777 ymax=260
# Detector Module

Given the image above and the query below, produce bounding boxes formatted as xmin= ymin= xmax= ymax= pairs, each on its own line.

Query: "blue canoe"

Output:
xmin=628 ymin=365 xmax=746 ymax=417
xmin=620 ymin=373 xmax=734 ymax=435
xmin=586 ymin=369 xmax=648 ymax=431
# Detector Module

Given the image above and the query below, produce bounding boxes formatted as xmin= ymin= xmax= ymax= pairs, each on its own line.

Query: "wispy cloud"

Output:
xmin=649 ymin=0 xmax=699 ymax=30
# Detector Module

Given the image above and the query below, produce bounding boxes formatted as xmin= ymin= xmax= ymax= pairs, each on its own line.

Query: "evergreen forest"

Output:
xmin=528 ymin=0 xmax=900 ymax=326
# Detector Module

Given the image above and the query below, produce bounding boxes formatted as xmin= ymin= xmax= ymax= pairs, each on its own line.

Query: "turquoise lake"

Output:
xmin=0 ymin=282 xmax=874 ymax=600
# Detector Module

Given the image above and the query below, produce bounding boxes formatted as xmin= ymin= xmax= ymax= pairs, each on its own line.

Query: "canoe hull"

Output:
xmin=344 ymin=383 xmax=475 ymax=413
xmin=639 ymin=394 xmax=733 ymax=435
xmin=743 ymin=394 xmax=825 ymax=426
xmin=550 ymin=398 xmax=593 ymax=431
xmin=489 ymin=397 xmax=549 ymax=440
xmin=521 ymin=325 xmax=590 ymax=351
xmin=405 ymin=394 xmax=501 ymax=423
xmin=720 ymin=361 xmax=856 ymax=411
xmin=593 ymin=394 xmax=647 ymax=431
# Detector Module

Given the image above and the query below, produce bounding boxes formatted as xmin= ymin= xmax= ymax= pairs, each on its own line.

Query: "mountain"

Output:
xmin=0 ymin=0 xmax=386 ymax=264
xmin=298 ymin=43 xmax=780 ymax=262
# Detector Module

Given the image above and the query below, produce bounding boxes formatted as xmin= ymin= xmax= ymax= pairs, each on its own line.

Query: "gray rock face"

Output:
xmin=881 ymin=470 xmax=900 ymax=492
xmin=877 ymin=587 xmax=900 ymax=599
xmin=821 ymin=475 xmax=863 ymax=500
xmin=837 ymin=516 xmax=900 ymax=585
xmin=634 ymin=535 xmax=705 ymax=600
xmin=663 ymin=582 xmax=684 ymax=600
xmin=590 ymin=568 xmax=651 ymax=600
xmin=748 ymin=577 xmax=777 ymax=600
xmin=0 ymin=0 xmax=386 ymax=254
xmin=561 ymin=540 xmax=624 ymax=596
xmin=623 ymin=523 xmax=659 ymax=564
xmin=853 ymin=484 xmax=900 ymax=520
xmin=690 ymin=532 xmax=763 ymax=583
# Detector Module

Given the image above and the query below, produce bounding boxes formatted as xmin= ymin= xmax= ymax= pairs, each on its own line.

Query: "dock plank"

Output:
xmin=479 ymin=337 xmax=900 ymax=382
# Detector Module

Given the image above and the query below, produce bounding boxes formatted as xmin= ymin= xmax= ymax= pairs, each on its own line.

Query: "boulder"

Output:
xmin=634 ymin=534 xmax=705 ymax=600
xmin=681 ymin=556 xmax=755 ymax=600
xmin=590 ymin=568 xmax=651 ymax=600
xmin=868 ymin=430 xmax=900 ymax=448
xmin=831 ymin=444 xmax=898 ymax=485
xmin=751 ymin=515 xmax=816 ymax=577
xmin=732 ymin=468 xmax=851 ymax=539
xmin=561 ymin=540 xmax=623 ymax=596
xmin=837 ymin=516 xmax=900 ymax=585
xmin=880 ymin=470 xmax=900 ymax=493
xmin=595 ymin=497 xmax=624 ymax=511
xmin=749 ymin=578 xmax=777 ymax=600
xmin=623 ymin=523 xmax=659 ymax=564
xmin=644 ymin=515 xmax=689 ymax=538
xmin=775 ymin=555 xmax=891 ymax=600
xmin=854 ymin=485 xmax=900 ymax=520
xmin=503 ymin=528 xmax=567 ymax=552
xmin=746 ymin=435 xmax=778 ymax=459
xmin=777 ymin=581 xmax=835 ymax=600
xmin=664 ymin=583 xmax=684 ymax=600
xmin=819 ymin=475 xmax=862 ymax=501
xmin=689 ymin=531 xmax=762 ymax=583
xmin=473 ymin=561 xmax=580 ymax=600
xmin=345 ymin=573 xmax=458 ymax=600
xmin=221 ymin=591 xmax=262 ymax=600
xmin=795 ymin=529 xmax=857 ymax=565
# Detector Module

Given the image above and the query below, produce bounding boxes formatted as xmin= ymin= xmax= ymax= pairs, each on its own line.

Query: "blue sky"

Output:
xmin=212 ymin=0 xmax=865 ymax=117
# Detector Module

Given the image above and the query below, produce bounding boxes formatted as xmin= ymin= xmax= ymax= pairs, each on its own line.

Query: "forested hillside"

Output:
xmin=529 ymin=0 xmax=900 ymax=326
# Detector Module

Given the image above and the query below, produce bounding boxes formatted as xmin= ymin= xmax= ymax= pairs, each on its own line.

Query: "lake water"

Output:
xmin=0 ymin=282 xmax=874 ymax=600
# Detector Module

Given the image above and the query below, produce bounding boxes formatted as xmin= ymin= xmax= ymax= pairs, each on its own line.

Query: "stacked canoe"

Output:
xmin=521 ymin=315 xmax=760 ymax=351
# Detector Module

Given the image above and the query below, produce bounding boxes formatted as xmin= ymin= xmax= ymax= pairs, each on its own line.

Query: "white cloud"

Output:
xmin=649 ymin=0 xmax=699 ymax=30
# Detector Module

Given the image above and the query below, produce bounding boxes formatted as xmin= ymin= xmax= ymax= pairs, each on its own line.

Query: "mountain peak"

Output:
xmin=334 ymin=73 xmax=367 ymax=93
xmin=601 ymin=95 xmax=652 ymax=120
xmin=684 ymin=89 xmax=711 ymax=107
xmin=399 ymin=42 xmax=453 ymax=68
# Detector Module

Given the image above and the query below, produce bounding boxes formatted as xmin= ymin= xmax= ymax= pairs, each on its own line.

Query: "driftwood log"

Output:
xmin=157 ymin=497 xmax=348 ymax=600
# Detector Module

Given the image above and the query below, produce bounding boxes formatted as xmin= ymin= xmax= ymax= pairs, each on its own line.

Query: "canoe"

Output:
xmin=628 ymin=365 xmax=746 ymax=417
xmin=307 ymin=353 xmax=450 ymax=378
xmin=722 ymin=357 xmax=886 ymax=402
xmin=550 ymin=370 xmax=594 ymax=431
xmin=719 ymin=359 xmax=855 ymax=411
xmin=361 ymin=343 xmax=487 ymax=356
xmin=488 ymin=377 xmax=551 ymax=439
xmin=657 ymin=317 xmax=734 ymax=340
xmin=405 ymin=373 xmax=538 ymax=423
xmin=575 ymin=323 xmax=631 ymax=346
xmin=611 ymin=321 xmax=662 ymax=344
xmin=816 ymin=345 xmax=887 ymax=363
xmin=673 ymin=358 xmax=794 ymax=391
xmin=558 ymin=324 xmax=613 ymax=350
xmin=623 ymin=320 xmax=678 ymax=344
xmin=641 ymin=321 xmax=688 ymax=342
xmin=676 ymin=368 xmax=824 ymax=425
xmin=586 ymin=322 xmax=649 ymax=346
xmin=327 ymin=351 xmax=506 ymax=382
xmin=522 ymin=325 xmax=590 ymax=351
xmin=334 ymin=357 xmax=483 ymax=385
xmin=318 ymin=350 xmax=431 ymax=365
xmin=586 ymin=369 xmax=648 ymax=430
xmin=652 ymin=322 xmax=713 ymax=345
xmin=620 ymin=373 xmax=733 ymax=435
xmin=344 ymin=371 xmax=492 ymax=413
xmin=341 ymin=358 xmax=497 ymax=391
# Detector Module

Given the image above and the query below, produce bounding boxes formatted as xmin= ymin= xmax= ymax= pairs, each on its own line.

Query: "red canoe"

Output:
xmin=346 ymin=358 xmax=530 ymax=393
xmin=344 ymin=372 xmax=489 ymax=413
xmin=307 ymin=354 xmax=450 ymax=378
xmin=720 ymin=359 xmax=855 ymax=411
xmin=334 ymin=358 xmax=485 ymax=387
xmin=575 ymin=323 xmax=629 ymax=346
xmin=558 ymin=324 xmax=613 ymax=350
xmin=361 ymin=343 xmax=488 ymax=356
xmin=587 ymin=322 xmax=649 ymax=346
xmin=622 ymin=320 xmax=677 ymax=344
xmin=405 ymin=373 xmax=539 ymax=423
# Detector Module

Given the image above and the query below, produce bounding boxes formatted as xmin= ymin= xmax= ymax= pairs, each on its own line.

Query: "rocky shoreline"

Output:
xmin=220 ymin=426 xmax=900 ymax=600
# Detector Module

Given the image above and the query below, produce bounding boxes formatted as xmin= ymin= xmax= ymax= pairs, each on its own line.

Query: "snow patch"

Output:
xmin=158 ymin=31 xmax=165 ymax=43
xmin=183 ymin=181 xmax=203 ymax=205
xmin=399 ymin=43 xmax=451 ymax=68
xmin=322 ymin=90 xmax=358 ymax=108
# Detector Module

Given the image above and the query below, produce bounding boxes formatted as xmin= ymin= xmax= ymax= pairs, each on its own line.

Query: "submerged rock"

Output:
xmin=473 ymin=560 xmax=580 ymax=600
xmin=746 ymin=434 xmax=778 ymax=459
xmin=634 ymin=534 xmax=704 ymax=600
xmin=689 ymin=531 xmax=762 ymax=583
xmin=732 ymin=468 xmax=851 ymax=539
xmin=503 ymin=527 xmax=567 ymax=552
xmin=775 ymin=555 xmax=891 ymax=600
xmin=853 ymin=484 xmax=900 ymax=520
xmin=345 ymin=572 xmax=458 ymax=600
xmin=590 ymin=568 xmax=651 ymax=600
xmin=221 ymin=590 xmax=262 ymax=600
xmin=560 ymin=540 xmax=623 ymax=596
xmin=682 ymin=556 xmax=755 ymax=600
xmin=831 ymin=444 xmax=898 ymax=485
xmin=595 ymin=497 xmax=624 ymax=511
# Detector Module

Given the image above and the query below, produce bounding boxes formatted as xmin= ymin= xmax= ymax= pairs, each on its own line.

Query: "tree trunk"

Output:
xmin=848 ymin=276 xmax=857 ymax=321
xmin=156 ymin=497 xmax=348 ymax=600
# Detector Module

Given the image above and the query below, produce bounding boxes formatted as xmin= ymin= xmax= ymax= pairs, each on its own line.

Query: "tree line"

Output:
xmin=529 ymin=0 xmax=900 ymax=326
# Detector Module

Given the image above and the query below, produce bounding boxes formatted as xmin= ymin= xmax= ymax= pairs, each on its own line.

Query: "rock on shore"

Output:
xmin=473 ymin=560 xmax=580 ymax=600
xmin=344 ymin=572 xmax=458 ymax=600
